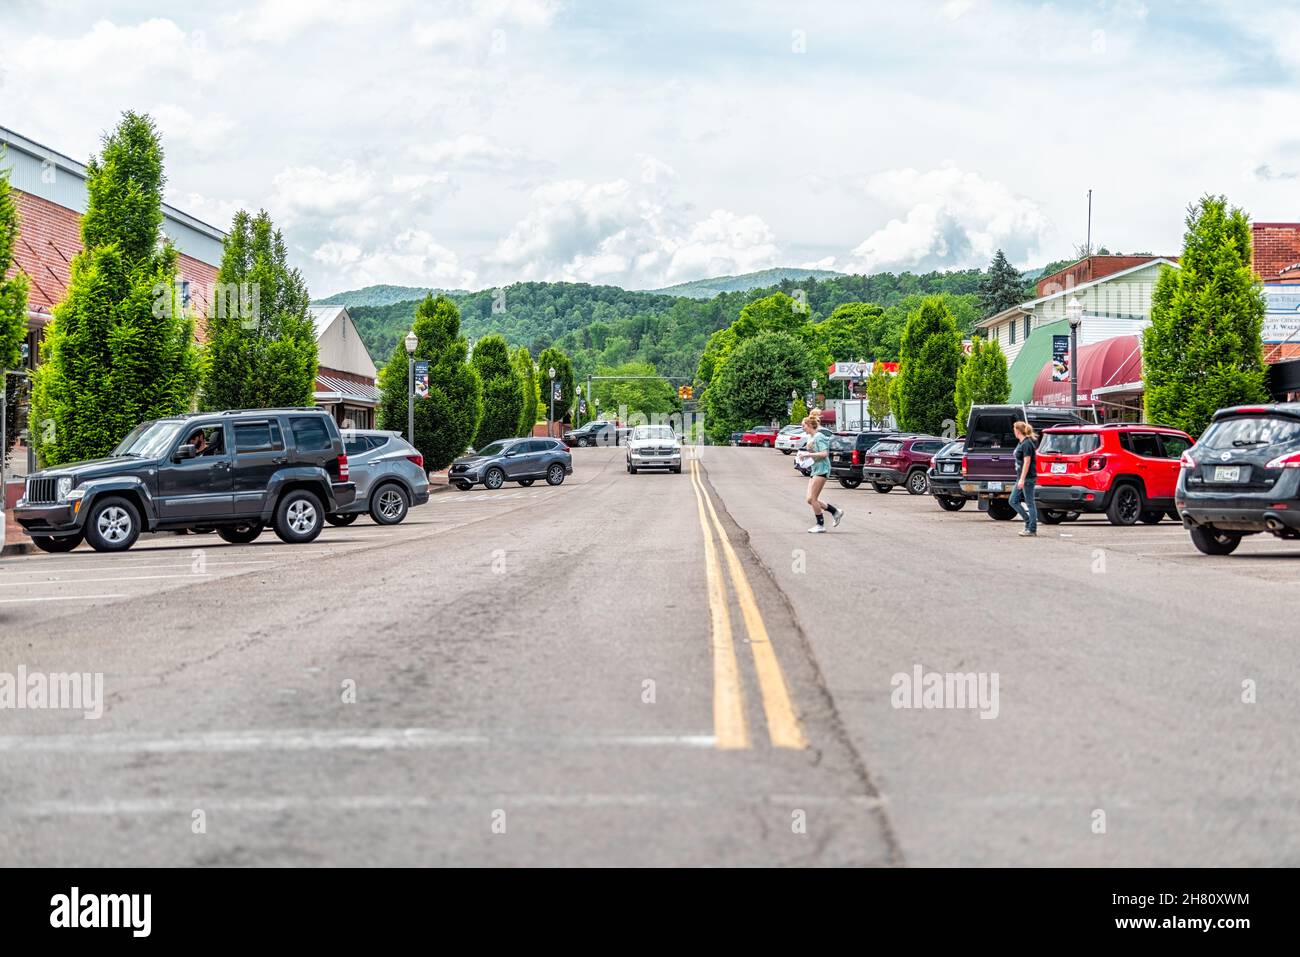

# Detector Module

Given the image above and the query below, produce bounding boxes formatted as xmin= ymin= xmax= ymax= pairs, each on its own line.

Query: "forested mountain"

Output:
xmin=647 ymin=267 xmax=844 ymax=299
xmin=315 ymin=284 xmax=467 ymax=308
xmin=341 ymin=268 xmax=989 ymax=381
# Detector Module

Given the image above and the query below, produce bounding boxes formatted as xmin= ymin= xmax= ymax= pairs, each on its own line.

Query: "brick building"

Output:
xmin=1254 ymin=223 xmax=1300 ymax=370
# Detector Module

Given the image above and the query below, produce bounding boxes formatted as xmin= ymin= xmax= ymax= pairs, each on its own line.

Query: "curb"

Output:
xmin=1 ymin=541 xmax=34 ymax=558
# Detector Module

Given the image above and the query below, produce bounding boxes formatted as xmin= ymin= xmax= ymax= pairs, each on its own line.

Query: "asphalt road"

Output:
xmin=0 ymin=445 xmax=1296 ymax=866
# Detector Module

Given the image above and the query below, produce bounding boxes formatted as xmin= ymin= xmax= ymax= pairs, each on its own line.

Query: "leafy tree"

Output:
xmin=201 ymin=209 xmax=316 ymax=411
xmin=1143 ymin=195 xmax=1268 ymax=436
xmin=535 ymin=345 xmax=575 ymax=430
xmin=377 ymin=294 xmax=481 ymax=468
xmin=590 ymin=361 xmax=678 ymax=419
xmin=866 ymin=363 xmax=893 ymax=427
xmin=2 ymin=153 xmax=29 ymax=458
xmin=978 ymin=249 xmax=1025 ymax=318
xmin=30 ymin=112 xmax=200 ymax=466
xmin=815 ymin=302 xmax=884 ymax=363
xmin=511 ymin=345 xmax=538 ymax=434
xmin=894 ymin=296 xmax=963 ymax=437
xmin=471 ymin=334 xmax=524 ymax=447
xmin=711 ymin=332 xmax=818 ymax=439
xmin=789 ymin=395 xmax=809 ymax=425
xmin=954 ymin=336 xmax=1010 ymax=434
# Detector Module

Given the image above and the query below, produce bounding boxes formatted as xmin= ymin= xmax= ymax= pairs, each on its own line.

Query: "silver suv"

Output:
xmin=325 ymin=430 xmax=430 ymax=527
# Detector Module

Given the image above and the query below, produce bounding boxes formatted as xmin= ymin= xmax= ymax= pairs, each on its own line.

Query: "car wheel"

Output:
xmin=454 ymin=481 xmax=473 ymax=491
xmin=1139 ymin=510 xmax=1163 ymax=524
xmin=671 ymin=466 xmax=682 ymax=474
xmin=781 ymin=449 xmax=792 ymax=455
xmin=579 ymin=437 xmax=591 ymax=447
xmin=937 ymin=495 xmax=966 ymax=512
xmin=325 ymin=513 xmax=358 ymax=527
xmin=839 ymin=477 xmax=862 ymax=490
xmin=629 ymin=465 xmax=638 ymax=474
xmin=1106 ymin=483 xmax=1143 ymax=526
xmin=1188 ymin=526 xmax=1243 ymax=556
xmin=370 ymin=483 xmax=409 ymax=525
xmin=546 ymin=463 xmax=566 ymax=486
xmin=217 ymin=523 xmax=263 ymax=544
xmin=273 ymin=489 xmax=324 ymax=544
xmin=1040 ymin=509 xmax=1067 ymax=525
xmin=1167 ymin=507 xmax=1182 ymax=523
xmin=872 ymin=483 xmax=893 ymax=494
xmin=518 ymin=479 xmax=535 ymax=487
xmin=987 ymin=499 xmax=1016 ymax=521
xmin=906 ymin=470 xmax=929 ymax=495
xmin=484 ymin=467 xmax=505 ymax=490
xmin=84 ymin=496 xmax=141 ymax=552
xmin=30 ymin=533 xmax=83 ymax=553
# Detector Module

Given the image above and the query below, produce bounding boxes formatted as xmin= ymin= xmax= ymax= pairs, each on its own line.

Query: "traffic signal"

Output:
xmin=677 ymin=385 xmax=694 ymax=400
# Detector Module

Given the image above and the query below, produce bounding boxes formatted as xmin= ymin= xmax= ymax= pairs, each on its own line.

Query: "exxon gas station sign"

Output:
xmin=828 ymin=361 xmax=898 ymax=380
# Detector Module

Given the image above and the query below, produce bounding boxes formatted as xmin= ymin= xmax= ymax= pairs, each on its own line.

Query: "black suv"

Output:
xmin=1178 ymin=403 xmax=1300 ymax=555
xmin=15 ymin=408 xmax=356 ymax=553
xmin=562 ymin=421 xmax=628 ymax=447
xmin=829 ymin=430 xmax=895 ymax=489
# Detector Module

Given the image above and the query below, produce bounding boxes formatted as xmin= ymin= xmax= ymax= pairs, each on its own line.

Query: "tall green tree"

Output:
xmin=201 ymin=209 xmax=317 ymax=410
xmin=2 ymin=153 xmax=29 ymax=458
xmin=815 ymin=302 xmax=885 ymax=363
xmin=511 ymin=345 xmax=538 ymax=435
xmin=377 ymin=294 xmax=481 ymax=468
xmin=789 ymin=395 xmax=809 ymax=425
xmin=978 ymin=249 xmax=1026 ymax=318
xmin=954 ymin=336 xmax=1010 ymax=434
xmin=535 ymin=346 xmax=575 ymax=429
xmin=590 ymin=361 xmax=678 ymax=419
xmin=471 ymin=334 xmax=523 ymax=447
xmin=30 ymin=112 xmax=200 ymax=466
xmin=1144 ymin=196 xmax=1268 ymax=436
xmin=711 ymin=332 xmax=817 ymax=438
xmin=894 ymin=296 xmax=963 ymax=436
xmin=866 ymin=363 xmax=893 ymax=427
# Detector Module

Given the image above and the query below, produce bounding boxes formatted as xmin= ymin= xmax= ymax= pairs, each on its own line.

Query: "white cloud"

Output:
xmin=412 ymin=0 xmax=561 ymax=50
xmin=312 ymin=230 xmax=476 ymax=290
xmin=8 ymin=18 xmax=217 ymax=87
xmin=226 ymin=0 xmax=405 ymax=43
xmin=409 ymin=134 xmax=530 ymax=171
xmin=846 ymin=167 xmax=1051 ymax=274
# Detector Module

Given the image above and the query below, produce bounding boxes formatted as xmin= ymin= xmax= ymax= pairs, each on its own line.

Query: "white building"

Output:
xmin=308 ymin=305 xmax=380 ymax=429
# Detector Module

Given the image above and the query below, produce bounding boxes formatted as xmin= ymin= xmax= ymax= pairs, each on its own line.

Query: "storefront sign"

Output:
xmin=1263 ymin=285 xmax=1300 ymax=344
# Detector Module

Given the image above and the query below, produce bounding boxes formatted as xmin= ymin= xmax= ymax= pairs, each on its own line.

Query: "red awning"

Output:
xmin=1032 ymin=334 xmax=1143 ymax=407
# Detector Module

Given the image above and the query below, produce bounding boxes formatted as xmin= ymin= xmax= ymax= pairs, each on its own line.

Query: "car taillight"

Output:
xmin=852 ymin=450 xmax=860 ymax=465
xmin=1086 ymin=455 xmax=1106 ymax=471
xmin=1265 ymin=451 xmax=1300 ymax=469
xmin=961 ymin=456 xmax=967 ymax=476
xmin=1179 ymin=451 xmax=1197 ymax=470
xmin=338 ymin=454 xmax=349 ymax=481
xmin=406 ymin=453 xmax=424 ymax=470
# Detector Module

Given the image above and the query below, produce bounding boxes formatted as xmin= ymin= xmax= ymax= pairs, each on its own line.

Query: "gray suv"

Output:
xmin=449 ymin=437 xmax=573 ymax=490
xmin=326 ymin=430 xmax=430 ymax=527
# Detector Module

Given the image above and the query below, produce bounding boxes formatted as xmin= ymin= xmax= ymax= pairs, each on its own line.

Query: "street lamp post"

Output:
xmin=404 ymin=329 xmax=418 ymax=444
xmin=858 ymin=360 xmax=867 ymax=431
xmin=548 ymin=366 xmax=557 ymax=438
xmin=1066 ymin=297 xmax=1083 ymax=411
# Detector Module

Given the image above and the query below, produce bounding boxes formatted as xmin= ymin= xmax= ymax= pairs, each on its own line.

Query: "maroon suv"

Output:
xmin=860 ymin=434 xmax=950 ymax=494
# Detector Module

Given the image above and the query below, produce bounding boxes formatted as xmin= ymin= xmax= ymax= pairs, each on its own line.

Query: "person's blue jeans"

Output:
xmin=1009 ymin=482 xmax=1037 ymax=533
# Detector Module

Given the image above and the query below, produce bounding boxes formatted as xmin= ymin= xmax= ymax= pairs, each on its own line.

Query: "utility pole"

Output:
xmin=1086 ymin=189 xmax=1093 ymax=257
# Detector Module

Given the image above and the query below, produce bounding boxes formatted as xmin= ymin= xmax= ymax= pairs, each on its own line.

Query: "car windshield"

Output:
xmin=634 ymin=426 xmax=676 ymax=441
xmin=779 ymin=425 xmax=802 ymax=434
xmin=112 ymin=420 xmax=183 ymax=458
xmin=936 ymin=440 xmax=964 ymax=457
xmin=1200 ymin=416 xmax=1300 ymax=450
xmin=870 ymin=441 xmax=903 ymax=454
xmin=1039 ymin=432 xmax=1100 ymax=455
xmin=478 ymin=441 xmax=512 ymax=457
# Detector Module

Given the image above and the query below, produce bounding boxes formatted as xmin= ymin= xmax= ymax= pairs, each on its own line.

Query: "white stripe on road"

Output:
xmin=0 ymin=574 xmax=221 ymax=587
xmin=0 ymin=560 xmax=273 ymax=576
xmin=0 ymin=593 xmax=124 ymax=604
xmin=0 ymin=728 xmax=718 ymax=754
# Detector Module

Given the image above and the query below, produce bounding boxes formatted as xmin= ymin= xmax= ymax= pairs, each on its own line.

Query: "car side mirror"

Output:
xmin=174 ymin=444 xmax=197 ymax=461
xmin=505 ymin=448 xmax=518 ymax=457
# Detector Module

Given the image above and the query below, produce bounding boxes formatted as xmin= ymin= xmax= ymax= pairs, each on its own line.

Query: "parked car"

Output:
xmin=729 ymin=431 xmax=745 ymax=446
xmin=449 ymin=437 xmax=573 ymax=490
xmin=563 ymin=420 xmax=629 ymax=447
xmin=960 ymin=404 xmax=1086 ymax=520
xmin=1177 ymin=403 xmax=1300 ymax=555
xmin=1034 ymin=423 xmax=1193 ymax=526
xmin=324 ymin=430 xmax=429 ymax=527
xmin=829 ymin=430 xmax=896 ymax=489
xmin=14 ymin=408 xmax=356 ymax=552
xmin=861 ymin=434 xmax=949 ymax=495
xmin=626 ymin=424 xmax=683 ymax=474
xmin=738 ymin=425 xmax=780 ymax=447
xmin=927 ymin=438 xmax=969 ymax=510
xmin=793 ymin=427 xmax=835 ymax=477
xmin=774 ymin=424 xmax=809 ymax=454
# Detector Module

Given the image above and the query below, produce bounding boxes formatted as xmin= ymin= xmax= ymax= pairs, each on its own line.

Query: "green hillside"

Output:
xmin=314 ymin=284 xmax=467 ymax=308
xmin=648 ymin=267 xmax=845 ymax=299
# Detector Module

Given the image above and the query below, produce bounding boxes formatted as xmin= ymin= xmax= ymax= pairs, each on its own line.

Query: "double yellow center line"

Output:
xmin=689 ymin=456 xmax=806 ymax=750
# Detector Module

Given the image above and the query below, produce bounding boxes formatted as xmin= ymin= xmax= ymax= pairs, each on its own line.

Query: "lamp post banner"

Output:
xmin=1051 ymin=335 xmax=1071 ymax=383
xmin=414 ymin=360 xmax=430 ymax=399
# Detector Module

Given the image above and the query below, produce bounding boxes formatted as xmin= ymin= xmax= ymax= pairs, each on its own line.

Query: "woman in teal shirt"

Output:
xmin=800 ymin=409 xmax=843 ymax=534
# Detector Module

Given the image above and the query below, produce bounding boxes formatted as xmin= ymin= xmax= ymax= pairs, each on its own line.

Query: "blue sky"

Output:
xmin=2 ymin=1 xmax=1298 ymax=296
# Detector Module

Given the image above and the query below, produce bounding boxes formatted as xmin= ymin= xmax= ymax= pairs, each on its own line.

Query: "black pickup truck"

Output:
xmin=15 ymin=408 xmax=356 ymax=553
xmin=958 ymin=404 xmax=1086 ymax=520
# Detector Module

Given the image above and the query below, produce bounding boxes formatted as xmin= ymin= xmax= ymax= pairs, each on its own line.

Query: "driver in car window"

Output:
xmin=188 ymin=428 xmax=220 ymax=456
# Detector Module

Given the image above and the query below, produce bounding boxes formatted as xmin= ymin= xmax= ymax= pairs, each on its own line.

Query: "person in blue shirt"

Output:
xmin=800 ymin=409 xmax=843 ymax=534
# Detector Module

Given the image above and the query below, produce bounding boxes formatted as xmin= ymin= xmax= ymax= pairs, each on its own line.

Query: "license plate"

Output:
xmin=872 ymin=457 xmax=881 ymax=464
xmin=1051 ymin=463 xmax=1067 ymax=474
xmin=942 ymin=464 xmax=956 ymax=473
xmin=987 ymin=482 xmax=1003 ymax=492
xmin=1214 ymin=465 xmax=1241 ymax=483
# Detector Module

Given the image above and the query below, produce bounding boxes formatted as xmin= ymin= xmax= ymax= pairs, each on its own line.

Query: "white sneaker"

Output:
xmin=807 ymin=524 xmax=827 ymax=534
xmin=830 ymin=508 xmax=844 ymax=528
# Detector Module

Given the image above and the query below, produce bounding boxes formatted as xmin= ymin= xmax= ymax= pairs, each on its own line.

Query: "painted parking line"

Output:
xmin=0 ymin=573 xmax=240 ymax=587
xmin=0 ymin=560 xmax=274 ymax=576
xmin=0 ymin=593 xmax=124 ymax=604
